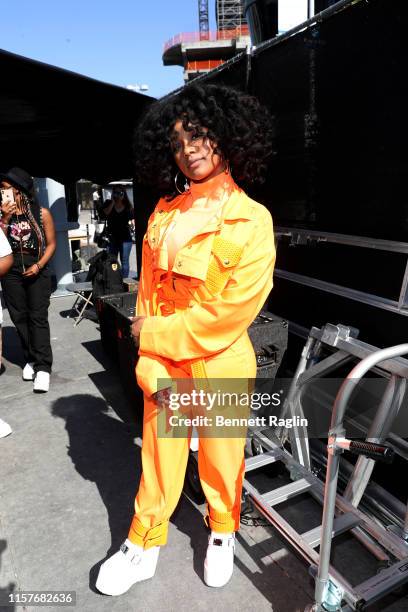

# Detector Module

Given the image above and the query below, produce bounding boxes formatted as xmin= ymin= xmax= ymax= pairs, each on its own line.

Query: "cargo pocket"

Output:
xmin=205 ymin=236 xmax=244 ymax=296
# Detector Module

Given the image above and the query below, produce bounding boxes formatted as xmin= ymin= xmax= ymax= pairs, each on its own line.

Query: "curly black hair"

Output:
xmin=133 ymin=84 xmax=274 ymax=199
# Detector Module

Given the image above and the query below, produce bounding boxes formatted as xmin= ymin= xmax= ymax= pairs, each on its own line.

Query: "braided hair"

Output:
xmin=20 ymin=192 xmax=46 ymax=257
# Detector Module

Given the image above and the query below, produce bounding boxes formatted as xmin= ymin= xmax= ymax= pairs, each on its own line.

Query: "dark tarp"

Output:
xmin=194 ymin=0 xmax=408 ymax=242
xmin=191 ymin=0 xmax=408 ymax=351
xmin=0 ymin=48 xmax=155 ymax=184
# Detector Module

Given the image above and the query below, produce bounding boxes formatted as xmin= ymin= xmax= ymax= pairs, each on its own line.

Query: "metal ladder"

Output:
xmin=243 ymin=324 xmax=408 ymax=611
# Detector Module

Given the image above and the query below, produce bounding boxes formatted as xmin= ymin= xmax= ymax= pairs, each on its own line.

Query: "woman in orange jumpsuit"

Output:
xmin=97 ymin=84 xmax=276 ymax=596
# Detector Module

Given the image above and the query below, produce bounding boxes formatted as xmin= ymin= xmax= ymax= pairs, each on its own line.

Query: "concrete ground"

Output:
xmin=1 ymin=295 xmax=408 ymax=611
xmin=0 ymin=294 xmax=315 ymax=612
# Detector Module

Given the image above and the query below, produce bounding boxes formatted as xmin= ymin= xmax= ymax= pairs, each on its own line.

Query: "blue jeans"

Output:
xmin=109 ymin=241 xmax=132 ymax=279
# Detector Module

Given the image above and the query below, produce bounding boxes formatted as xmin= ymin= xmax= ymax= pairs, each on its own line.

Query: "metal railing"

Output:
xmin=186 ymin=59 xmax=225 ymax=71
xmin=275 ymin=227 xmax=408 ymax=315
xmin=163 ymin=26 xmax=250 ymax=52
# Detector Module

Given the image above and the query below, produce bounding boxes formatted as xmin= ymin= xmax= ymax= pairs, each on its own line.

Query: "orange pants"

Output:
xmin=128 ymin=332 xmax=256 ymax=550
xmin=128 ymin=392 xmax=247 ymax=549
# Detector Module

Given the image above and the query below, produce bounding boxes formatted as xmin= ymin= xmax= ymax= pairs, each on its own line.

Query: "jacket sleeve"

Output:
xmin=138 ymin=207 xmax=275 ymax=361
xmin=135 ymin=237 xmax=151 ymax=317
xmin=135 ymin=203 xmax=162 ymax=317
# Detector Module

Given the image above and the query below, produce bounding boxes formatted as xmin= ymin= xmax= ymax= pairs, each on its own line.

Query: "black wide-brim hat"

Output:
xmin=0 ymin=167 xmax=34 ymax=195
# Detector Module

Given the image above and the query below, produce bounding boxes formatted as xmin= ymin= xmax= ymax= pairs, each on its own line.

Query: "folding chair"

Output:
xmin=66 ymin=282 xmax=94 ymax=327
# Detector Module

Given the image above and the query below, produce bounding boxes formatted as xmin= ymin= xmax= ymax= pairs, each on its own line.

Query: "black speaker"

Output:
xmin=248 ymin=311 xmax=288 ymax=392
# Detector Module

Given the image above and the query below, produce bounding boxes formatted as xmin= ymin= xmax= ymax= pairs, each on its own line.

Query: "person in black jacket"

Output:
xmin=101 ymin=186 xmax=134 ymax=278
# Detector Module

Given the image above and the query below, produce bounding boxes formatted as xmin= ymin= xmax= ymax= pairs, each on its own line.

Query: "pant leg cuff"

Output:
xmin=206 ymin=507 xmax=240 ymax=533
xmin=128 ymin=515 xmax=169 ymax=549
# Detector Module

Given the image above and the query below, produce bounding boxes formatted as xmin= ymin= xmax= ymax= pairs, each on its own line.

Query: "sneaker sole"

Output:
xmin=95 ymin=570 xmax=156 ymax=596
xmin=204 ymin=575 xmax=233 ymax=588
xmin=204 ymin=566 xmax=233 ymax=588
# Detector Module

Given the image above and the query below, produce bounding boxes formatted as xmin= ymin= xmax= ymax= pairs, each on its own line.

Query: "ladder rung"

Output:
xmin=262 ymin=478 xmax=312 ymax=506
xmin=245 ymin=450 xmax=281 ymax=472
xmin=302 ymin=512 xmax=362 ymax=548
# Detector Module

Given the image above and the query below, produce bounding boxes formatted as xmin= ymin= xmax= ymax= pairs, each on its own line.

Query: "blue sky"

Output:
xmin=0 ymin=0 xmax=217 ymax=98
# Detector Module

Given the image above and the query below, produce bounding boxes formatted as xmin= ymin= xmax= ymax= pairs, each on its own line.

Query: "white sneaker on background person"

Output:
xmin=22 ymin=362 xmax=35 ymax=381
xmin=204 ymin=531 xmax=235 ymax=587
xmin=33 ymin=371 xmax=50 ymax=393
xmin=96 ymin=539 xmax=160 ymax=596
xmin=0 ymin=418 xmax=12 ymax=438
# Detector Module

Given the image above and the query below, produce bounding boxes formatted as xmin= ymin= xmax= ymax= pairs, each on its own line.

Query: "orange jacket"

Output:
xmin=136 ymin=173 xmax=276 ymax=397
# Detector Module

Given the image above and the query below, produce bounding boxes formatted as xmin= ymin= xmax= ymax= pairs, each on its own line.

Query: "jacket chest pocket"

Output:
xmin=205 ymin=236 xmax=244 ymax=295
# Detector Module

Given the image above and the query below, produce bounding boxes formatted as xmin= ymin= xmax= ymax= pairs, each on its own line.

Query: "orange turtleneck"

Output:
xmin=166 ymin=169 xmax=236 ymax=269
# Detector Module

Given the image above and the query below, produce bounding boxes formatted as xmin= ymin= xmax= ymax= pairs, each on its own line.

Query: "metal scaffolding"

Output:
xmin=216 ymin=0 xmax=247 ymax=31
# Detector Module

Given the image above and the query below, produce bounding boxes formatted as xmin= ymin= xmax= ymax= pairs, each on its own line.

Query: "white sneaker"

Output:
xmin=0 ymin=418 xmax=12 ymax=438
xmin=96 ymin=539 xmax=160 ymax=596
xmin=22 ymin=362 xmax=35 ymax=381
xmin=33 ymin=371 xmax=50 ymax=393
xmin=204 ymin=531 xmax=235 ymax=588
xmin=190 ymin=427 xmax=199 ymax=452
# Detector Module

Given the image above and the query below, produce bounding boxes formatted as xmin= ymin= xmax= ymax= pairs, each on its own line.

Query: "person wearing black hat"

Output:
xmin=0 ymin=226 xmax=13 ymax=437
xmin=0 ymin=167 xmax=56 ymax=392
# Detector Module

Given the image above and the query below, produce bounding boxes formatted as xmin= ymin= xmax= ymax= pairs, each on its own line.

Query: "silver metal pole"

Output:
xmin=279 ymin=335 xmax=316 ymax=469
xmin=280 ymin=335 xmax=315 ymax=421
xmin=315 ymin=449 xmax=342 ymax=608
xmin=333 ymin=345 xmax=408 ymax=429
xmin=315 ymin=344 xmax=408 ymax=610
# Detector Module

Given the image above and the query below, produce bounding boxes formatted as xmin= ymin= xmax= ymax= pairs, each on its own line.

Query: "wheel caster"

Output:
xmin=376 ymin=559 xmax=391 ymax=573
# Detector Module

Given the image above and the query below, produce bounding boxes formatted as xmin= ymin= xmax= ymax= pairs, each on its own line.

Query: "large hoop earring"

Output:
xmin=174 ymin=171 xmax=189 ymax=194
xmin=220 ymin=155 xmax=230 ymax=175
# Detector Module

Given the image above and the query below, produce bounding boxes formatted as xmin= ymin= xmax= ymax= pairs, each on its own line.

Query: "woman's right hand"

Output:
xmin=0 ymin=200 xmax=17 ymax=220
xmin=129 ymin=316 xmax=146 ymax=346
xmin=152 ymin=387 xmax=173 ymax=407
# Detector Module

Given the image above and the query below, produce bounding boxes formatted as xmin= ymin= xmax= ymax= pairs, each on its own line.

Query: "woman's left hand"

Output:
xmin=23 ymin=264 xmax=41 ymax=277
xmin=130 ymin=316 xmax=146 ymax=346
